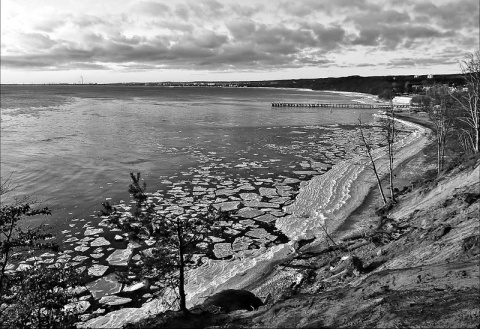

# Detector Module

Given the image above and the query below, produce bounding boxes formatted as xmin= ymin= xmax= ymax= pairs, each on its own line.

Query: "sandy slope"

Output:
xmin=212 ymin=162 xmax=480 ymax=329
xmin=185 ymin=116 xmax=433 ymax=306
xmin=123 ymin=160 xmax=479 ymax=328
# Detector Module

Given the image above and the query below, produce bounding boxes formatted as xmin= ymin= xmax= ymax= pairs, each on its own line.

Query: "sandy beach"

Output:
xmin=278 ymin=115 xmax=430 ymax=238
xmin=184 ymin=114 xmax=432 ymax=307
xmin=82 ymin=105 xmax=434 ymax=328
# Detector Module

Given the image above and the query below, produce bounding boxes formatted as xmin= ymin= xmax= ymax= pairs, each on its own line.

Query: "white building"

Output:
xmin=392 ymin=96 xmax=412 ymax=105
xmin=392 ymin=96 xmax=413 ymax=111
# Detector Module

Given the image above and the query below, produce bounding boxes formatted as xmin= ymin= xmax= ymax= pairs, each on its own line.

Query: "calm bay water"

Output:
xmin=0 ymin=85 xmax=376 ymax=232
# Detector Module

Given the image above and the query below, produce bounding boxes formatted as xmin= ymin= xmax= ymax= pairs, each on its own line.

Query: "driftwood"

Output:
xmin=324 ymin=255 xmax=363 ymax=282
xmin=295 ymin=237 xmax=374 ymax=260
xmin=346 ymin=240 xmax=371 ymax=251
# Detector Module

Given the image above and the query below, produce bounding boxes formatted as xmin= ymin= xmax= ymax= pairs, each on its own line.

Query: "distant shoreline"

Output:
xmin=0 ymin=71 xmax=463 ymax=87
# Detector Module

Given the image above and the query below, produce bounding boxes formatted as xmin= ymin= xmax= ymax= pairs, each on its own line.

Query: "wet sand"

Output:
xmin=184 ymin=113 xmax=433 ymax=306
xmin=82 ymin=113 xmax=434 ymax=328
xmin=278 ymin=114 xmax=431 ymax=240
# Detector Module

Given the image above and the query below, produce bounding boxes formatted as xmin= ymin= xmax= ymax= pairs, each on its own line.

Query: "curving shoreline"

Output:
xmin=185 ymin=114 xmax=432 ymax=308
xmin=279 ymin=115 xmax=431 ymax=240
xmin=83 ymin=113 xmax=433 ymax=328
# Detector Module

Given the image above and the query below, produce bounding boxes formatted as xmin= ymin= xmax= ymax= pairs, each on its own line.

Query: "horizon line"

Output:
xmin=0 ymin=71 xmax=465 ymax=85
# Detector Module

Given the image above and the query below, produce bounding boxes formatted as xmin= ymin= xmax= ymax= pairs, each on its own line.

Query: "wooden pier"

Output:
xmin=271 ymin=102 xmax=410 ymax=109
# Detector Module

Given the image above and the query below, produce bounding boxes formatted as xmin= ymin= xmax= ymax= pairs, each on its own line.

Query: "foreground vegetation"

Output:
xmin=101 ymin=173 xmax=225 ymax=315
xmin=118 ymin=52 xmax=479 ymax=328
xmin=0 ymin=181 xmax=85 ymax=328
xmin=124 ymin=119 xmax=480 ymax=329
xmin=1 ymin=52 xmax=478 ymax=328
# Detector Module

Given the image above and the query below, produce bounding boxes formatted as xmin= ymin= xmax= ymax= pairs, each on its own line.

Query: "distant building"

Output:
xmin=392 ymin=96 xmax=413 ymax=111
xmin=392 ymin=96 xmax=412 ymax=105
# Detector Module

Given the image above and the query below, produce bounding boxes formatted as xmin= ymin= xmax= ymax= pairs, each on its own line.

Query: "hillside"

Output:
xmin=233 ymin=160 xmax=480 ymax=329
xmin=240 ymin=73 xmax=466 ymax=97
xmin=133 ymin=151 xmax=480 ymax=329
xmin=116 ymin=73 xmax=466 ymax=98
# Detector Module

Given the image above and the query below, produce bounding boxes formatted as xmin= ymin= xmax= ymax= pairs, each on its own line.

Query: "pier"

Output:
xmin=271 ymin=102 xmax=410 ymax=109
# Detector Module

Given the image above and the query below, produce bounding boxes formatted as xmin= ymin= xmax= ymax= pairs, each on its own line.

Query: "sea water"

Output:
xmin=1 ymin=85 xmax=377 ymax=233
xmin=3 ymin=84 xmax=398 ymax=314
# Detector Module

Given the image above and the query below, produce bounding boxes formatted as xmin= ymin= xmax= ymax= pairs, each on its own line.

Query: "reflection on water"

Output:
xmin=0 ymin=85 xmax=377 ymax=232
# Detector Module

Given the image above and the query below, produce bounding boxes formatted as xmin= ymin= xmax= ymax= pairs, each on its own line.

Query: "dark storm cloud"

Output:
xmin=386 ymin=45 xmax=466 ymax=69
xmin=309 ymin=24 xmax=346 ymax=51
xmin=16 ymin=33 xmax=57 ymax=50
xmin=250 ymin=25 xmax=310 ymax=52
xmin=226 ymin=19 xmax=257 ymax=39
xmin=412 ymin=0 xmax=479 ymax=30
xmin=1 ymin=53 xmax=109 ymax=71
xmin=196 ymin=46 xmax=269 ymax=67
xmin=70 ymin=62 xmax=110 ymax=70
xmin=230 ymin=4 xmax=264 ymax=18
xmin=189 ymin=0 xmax=225 ymax=19
xmin=189 ymin=30 xmax=229 ymax=49
xmin=34 ymin=19 xmax=66 ymax=33
xmin=279 ymin=0 xmax=380 ymax=17
xmin=227 ymin=22 xmax=344 ymax=54
xmin=292 ymin=57 xmax=333 ymax=67
xmin=351 ymin=29 xmax=381 ymax=46
xmin=346 ymin=5 xmax=460 ymax=50
xmin=1 ymin=56 xmax=58 ymax=69
xmin=2 ymin=0 xmax=477 ymax=72
xmin=351 ymin=24 xmax=456 ymax=50
xmin=388 ymin=55 xmax=458 ymax=68
xmin=345 ymin=9 xmax=412 ymax=26
xmin=174 ymin=4 xmax=190 ymax=21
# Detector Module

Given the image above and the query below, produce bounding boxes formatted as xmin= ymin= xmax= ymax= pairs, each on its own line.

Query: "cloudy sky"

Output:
xmin=1 ymin=0 xmax=478 ymax=84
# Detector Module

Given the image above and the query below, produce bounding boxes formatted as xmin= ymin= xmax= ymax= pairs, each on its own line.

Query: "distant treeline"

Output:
xmin=107 ymin=73 xmax=467 ymax=99
xmin=240 ymin=74 xmax=465 ymax=98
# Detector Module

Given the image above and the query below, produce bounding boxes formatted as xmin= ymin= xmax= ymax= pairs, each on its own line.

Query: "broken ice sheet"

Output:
xmin=245 ymin=228 xmax=277 ymax=241
xmin=213 ymin=243 xmax=233 ymax=258
xmin=232 ymin=236 xmax=253 ymax=251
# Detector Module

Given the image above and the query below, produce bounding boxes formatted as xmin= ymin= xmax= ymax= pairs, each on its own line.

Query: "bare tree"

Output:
xmin=451 ymin=51 xmax=480 ymax=154
xmin=357 ymin=117 xmax=387 ymax=205
xmin=426 ymin=85 xmax=455 ymax=174
xmin=104 ymin=173 xmax=221 ymax=315
xmin=0 ymin=176 xmax=13 ymax=197
xmin=384 ymin=101 xmax=396 ymax=203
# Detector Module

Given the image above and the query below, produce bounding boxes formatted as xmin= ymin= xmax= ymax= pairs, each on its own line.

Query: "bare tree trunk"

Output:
xmin=358 ymin=118 xmax=387 ymax=205
xmin=386 ymin=101 xmax=396 ymax=203
xmin=452 ymin=51 xmax=480 ymax=154
xmin=476 ymin=125 xmax=480 ymax=153
xmin=176 ymin=224 xmax=189 ymax=315
xmin=437 ymin=139 xmax=442 ymax=174
xmin=440 ymin=128 xmax=447 ymax=171
xmin=387 ymin=140 xmax=395 ymax=202
xmin=427 ymin=85 xmax=454 ymax=175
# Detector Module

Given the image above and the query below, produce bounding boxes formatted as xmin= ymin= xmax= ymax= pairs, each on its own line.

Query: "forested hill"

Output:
xmin=240 ymin=73 xmax=465 ymax=97
xmin=113 ymin=73 xmax=465 ymax=98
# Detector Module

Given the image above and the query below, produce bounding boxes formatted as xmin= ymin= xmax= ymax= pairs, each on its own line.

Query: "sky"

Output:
xmin=1 ymin=0 xmax=478 ymax=84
